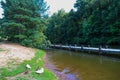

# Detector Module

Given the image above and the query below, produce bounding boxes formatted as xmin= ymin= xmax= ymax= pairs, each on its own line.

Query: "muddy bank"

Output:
xmin=44 ymin=53 xmax=78 ymax=80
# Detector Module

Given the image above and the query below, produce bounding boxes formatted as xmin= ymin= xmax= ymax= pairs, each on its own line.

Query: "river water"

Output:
xmin=46 ymin=49 xmax=120 ymax=80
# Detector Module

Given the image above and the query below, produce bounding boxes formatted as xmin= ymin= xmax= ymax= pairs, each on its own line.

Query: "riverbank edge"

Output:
xmin=44 ymin=53 xmax=65 ymax=80
xmin=51 ymin=45 xmax=120 ymax=58
xmin=44 ymin=53 xmax=79 ymax=80
xmin=0 ymin=49 xmax=58 ymax=80
xmin=44 ymin=53 xmax=60 ymax=80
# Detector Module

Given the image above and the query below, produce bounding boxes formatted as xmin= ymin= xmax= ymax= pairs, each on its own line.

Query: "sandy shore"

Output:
xmin=0 ymin=42 xmax=35 ymax=68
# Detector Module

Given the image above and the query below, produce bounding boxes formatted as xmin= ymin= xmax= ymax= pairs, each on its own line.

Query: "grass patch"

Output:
xmin=0 ymin=48 xmax=4 ymax=52
xmin=0 ymin=50 xmax=58 ymax=80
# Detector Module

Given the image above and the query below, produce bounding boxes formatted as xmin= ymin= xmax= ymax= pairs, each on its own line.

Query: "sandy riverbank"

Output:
xmin=0 ymin=42 xmax=35 ymax=68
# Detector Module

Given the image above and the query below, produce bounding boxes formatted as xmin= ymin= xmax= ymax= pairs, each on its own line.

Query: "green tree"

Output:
xmin=46 ymin=0 xmax=120 ymax=46
xmin=46 ymin=9 xmax=67 ymax=44
xmin=1 ymin=0 xmax=49 ymax=48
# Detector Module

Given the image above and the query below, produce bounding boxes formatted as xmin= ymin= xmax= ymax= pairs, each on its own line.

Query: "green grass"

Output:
xmin=0 ymin=50 xmax=58 ymax=80
xmin=0 ymin=48 xmax=4 ymax=52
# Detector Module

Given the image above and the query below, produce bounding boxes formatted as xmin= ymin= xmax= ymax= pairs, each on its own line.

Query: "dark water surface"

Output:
xmin=46 ymin=49 xmax=120 ymax=80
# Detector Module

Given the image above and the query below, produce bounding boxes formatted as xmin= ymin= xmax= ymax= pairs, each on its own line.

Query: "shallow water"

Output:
xmin=46 ymin=49 xmax=120 ymax=80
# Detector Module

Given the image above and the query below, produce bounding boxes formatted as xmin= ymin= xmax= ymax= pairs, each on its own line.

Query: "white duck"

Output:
xmin=26 ymin=64 xmax=31 ymax=69
xmin=36 ymin=68 xmax=44 ymax=74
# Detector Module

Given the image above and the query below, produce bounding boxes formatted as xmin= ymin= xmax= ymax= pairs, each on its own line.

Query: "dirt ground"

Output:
xmin=0 ymin=42 xmax=35 ymax=68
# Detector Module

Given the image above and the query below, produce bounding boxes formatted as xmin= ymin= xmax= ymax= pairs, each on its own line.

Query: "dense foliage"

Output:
xmin=46 ymin=0 xmax=120 ymax=46
xmin=0 ymin=0 xmax=50 ymax=48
